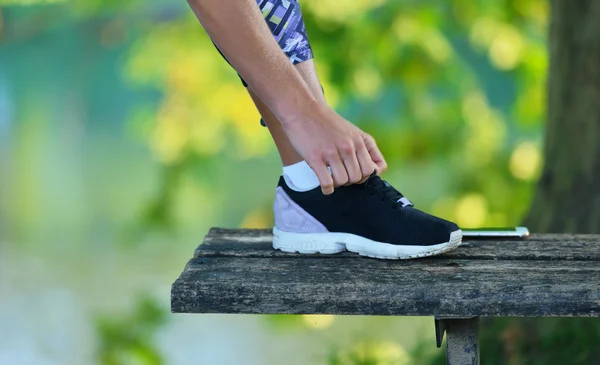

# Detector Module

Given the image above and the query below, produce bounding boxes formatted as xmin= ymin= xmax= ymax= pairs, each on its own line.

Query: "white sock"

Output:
xmin=282 ymin=160 xmax=320 ymax=192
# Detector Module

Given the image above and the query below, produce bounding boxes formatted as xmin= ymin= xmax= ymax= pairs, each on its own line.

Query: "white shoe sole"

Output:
xmin=272 ymin=227 xmax=462 ymax=260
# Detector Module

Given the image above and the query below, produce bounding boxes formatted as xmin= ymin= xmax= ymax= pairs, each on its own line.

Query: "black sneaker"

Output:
xmin=272 ymin=174 xmax=462 ymax=259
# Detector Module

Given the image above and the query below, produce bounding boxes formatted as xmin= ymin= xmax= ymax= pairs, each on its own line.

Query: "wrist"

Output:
xmin=277 ymin=97 xmax=330 ymax=128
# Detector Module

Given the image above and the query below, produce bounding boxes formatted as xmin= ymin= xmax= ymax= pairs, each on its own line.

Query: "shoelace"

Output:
xmin=364 ymin=174 xmax=414 ymax=208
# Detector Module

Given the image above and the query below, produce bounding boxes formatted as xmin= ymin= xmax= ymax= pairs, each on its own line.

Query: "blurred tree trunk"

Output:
xmin=524 ymin=0 xmax=600 ymax=233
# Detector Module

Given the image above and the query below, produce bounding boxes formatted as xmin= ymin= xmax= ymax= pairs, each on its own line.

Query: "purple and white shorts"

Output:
xmin=214 ymin=0 xmax=314 ymax=87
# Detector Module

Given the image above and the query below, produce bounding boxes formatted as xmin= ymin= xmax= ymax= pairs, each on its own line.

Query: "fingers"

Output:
xmin=308 ymin=159 xmax=335 ymax=195
xmin=327 ymin=151 xmax=349 ymax=188
xmin=362 ymin=133 xmax=387 ymax=175
xmin=308 ymin=133 xmax=385 ymax=194
xmin=339 ymin=143 xmax=363 ymax=185
xmin=356 ymin=142 xmax=376 ymax=184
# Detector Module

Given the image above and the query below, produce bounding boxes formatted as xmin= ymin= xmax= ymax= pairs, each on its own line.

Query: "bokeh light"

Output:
xmin=454 ymin=193 xmax=489 ymax=227
xmin=510 ymin=142 xmax=542 ymax=181
xmin=301 ymin=314 xmax=335 ymax=330
xmin=489 ymin=24 xmax=525 ymax=70
xmin=331 ymin=340 xmax=411 ymax=365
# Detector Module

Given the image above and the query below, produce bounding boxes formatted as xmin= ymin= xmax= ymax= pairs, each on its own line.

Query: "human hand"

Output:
xmin=360 ymin=130 xmax=387 ymax=176
xmin=282 ymin=103 xmax=387 ymax=195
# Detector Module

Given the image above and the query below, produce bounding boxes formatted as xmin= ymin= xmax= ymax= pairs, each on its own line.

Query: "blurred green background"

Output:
xmin=0 ymin=0 xmax=547 ymax=364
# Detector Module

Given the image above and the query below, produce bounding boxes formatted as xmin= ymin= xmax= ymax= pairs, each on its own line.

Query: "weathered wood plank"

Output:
xmin=171 ymin=256 xmax=600 ymax=316
xmin=196 ymin=228 xmax=600 ymax=261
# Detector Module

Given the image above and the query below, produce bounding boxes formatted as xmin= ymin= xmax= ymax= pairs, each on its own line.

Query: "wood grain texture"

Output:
xmin=196 ymin=228 xmax=600 ymax=261
xmin=172 ymin=228 xmax=600 ymax=316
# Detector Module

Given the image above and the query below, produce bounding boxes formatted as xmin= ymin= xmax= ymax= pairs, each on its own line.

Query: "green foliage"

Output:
xmin=1 ymin=0 xmax=549 ymax=235
xmin=478 ymin=318 xmax=600 ymax=365
xmin=0 ymin=0 xmax=141 ymax=13
xmin=327 ymin=340 xmax=411 ymax=365
xmin=263 ymin=314 xmax=307 ymax=331
xmin=409 ymin=337 xmax=445 ymax=365
xmin=412 ymin=318 xmax=600 ymax=365
xmin=115 ymin=0 xmax=549 ymax=230
xmin=95 ymin=296 xmax=168 ymax=365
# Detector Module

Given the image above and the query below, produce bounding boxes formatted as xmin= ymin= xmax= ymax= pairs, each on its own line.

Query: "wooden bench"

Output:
xmin=171 ymin=228 xmax=600 ymax=365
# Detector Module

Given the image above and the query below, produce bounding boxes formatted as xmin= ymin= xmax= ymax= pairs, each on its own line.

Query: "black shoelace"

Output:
xmin=363 ymin=174 xmax=413 ymax=208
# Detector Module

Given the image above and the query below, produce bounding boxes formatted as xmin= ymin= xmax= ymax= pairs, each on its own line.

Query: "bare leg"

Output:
xmin=247 ymin=59 xmax=325 ymax=166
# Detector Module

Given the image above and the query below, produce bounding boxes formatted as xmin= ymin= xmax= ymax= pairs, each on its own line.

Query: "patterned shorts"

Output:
xmin=215 ymin=0 xmax=314 ymax=87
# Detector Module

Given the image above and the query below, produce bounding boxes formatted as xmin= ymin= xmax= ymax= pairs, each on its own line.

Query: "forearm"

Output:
xmin=187 ymin=0 xmax=322 ymax=124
